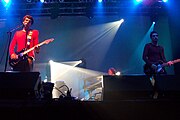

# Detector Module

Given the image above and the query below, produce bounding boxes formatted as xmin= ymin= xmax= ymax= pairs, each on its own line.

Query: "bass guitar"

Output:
xmin=9 ymin=38 xmax=54 ymax=67
xmin=144 ymin=59 xmax=180 ymax=75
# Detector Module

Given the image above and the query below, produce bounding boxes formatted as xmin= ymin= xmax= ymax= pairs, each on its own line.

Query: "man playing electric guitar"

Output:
xmin=9 ymin=15 xmax=40 ymax=72
xmin=144 ymin=60 xmax=168 ymax=75
xmin=142 ymin=31 xmax=173 ymax=99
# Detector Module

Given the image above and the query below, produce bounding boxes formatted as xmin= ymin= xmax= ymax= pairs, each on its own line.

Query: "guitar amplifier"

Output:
xmin=0 ymin=72 xmax=41 ymax=99
xmin=155 ymin=74 xmax=180 ymax=99
xmin=103 ymin=75 xmax=153 ymax=101
xmin=103 ymin=74 xmax=180 ymax=101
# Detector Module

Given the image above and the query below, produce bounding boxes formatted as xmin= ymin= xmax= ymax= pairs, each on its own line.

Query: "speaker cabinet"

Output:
xmin=103 ymin=75 xmax=180 ymax=101
xmin=103 ymin=75 xmax=153 ymax=101
xmin=156 ymin=75 xmax=180 ymax=99
xmin=0 ymin=72 xmax=40 ymax=99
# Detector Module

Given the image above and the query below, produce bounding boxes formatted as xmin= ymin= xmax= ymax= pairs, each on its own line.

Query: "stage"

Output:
xmin=0 ymin=99 xmax=180 ymax=120
xmin=0 ymin=72 xmax=180 ymax=119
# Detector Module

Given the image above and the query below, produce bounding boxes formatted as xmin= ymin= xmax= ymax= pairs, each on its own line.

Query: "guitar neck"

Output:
xmin=172 ymin=59 xmax=180 ymax=64
xmin=23 ymin=41 xmax=46 ymax=55
xmin=161 ymin=59 xmax=180 ymax=67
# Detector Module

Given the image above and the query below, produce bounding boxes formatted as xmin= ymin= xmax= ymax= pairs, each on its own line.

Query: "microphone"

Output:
xmin=17 ymin=24 xmax=23 ymax=28
xmin=8 ymin=24 xmax=23 ymax=33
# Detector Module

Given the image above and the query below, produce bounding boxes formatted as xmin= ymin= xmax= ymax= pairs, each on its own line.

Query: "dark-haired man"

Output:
xmin=9 ymin=15 xmax=40 ymax=71
xmin=142 ymin=31 xmax=173 ymax=99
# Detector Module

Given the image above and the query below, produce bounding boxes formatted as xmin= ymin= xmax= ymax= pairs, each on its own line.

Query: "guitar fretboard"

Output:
xmin=22 ymin=38 xmax=54 ymax=55
xmin=162 ymin=59 xmax=180 ymax=67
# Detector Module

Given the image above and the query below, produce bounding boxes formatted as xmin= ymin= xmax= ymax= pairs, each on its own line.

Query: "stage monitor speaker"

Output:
xmin=156 ymin=74 xmax=180 ymax=99
xmin=103 ymin=75 xmax=153 ymax=101
xmin=0 ymin=72 xmax=40 ymax=99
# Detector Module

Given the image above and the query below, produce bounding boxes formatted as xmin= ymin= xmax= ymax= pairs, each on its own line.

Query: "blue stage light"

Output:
xmin=40 ymin=0 xmax=44 ymax=3
xmin=134 ymin=0 xmax=143 ymax=5
xmin=98 ymin=0 xmax=102 ymax=3
xmin=135 ymin=0 xmax=143 ymax=3
xmin=162 ymin=0 xmax=168 ymax=2
xmin=2 ymin=0 xmax=11 ymax=8
xmin=3 ymin=0 xmax=10 ymax=4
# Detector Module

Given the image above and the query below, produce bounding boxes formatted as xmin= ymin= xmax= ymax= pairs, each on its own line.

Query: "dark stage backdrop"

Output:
xmin=168 ymin=0 xmax=180 ymax=75
xmin=0 ymin=16 xmax=174 ymax=80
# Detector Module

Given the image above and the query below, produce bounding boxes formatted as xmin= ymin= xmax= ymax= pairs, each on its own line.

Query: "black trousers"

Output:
xmin=12 ymin=57 xmax=33 ymax=72
xmin=148 ymin=70 xmax=167 ymax=97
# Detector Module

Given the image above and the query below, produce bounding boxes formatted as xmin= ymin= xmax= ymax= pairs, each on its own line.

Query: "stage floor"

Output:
xmin=0 ymin=98 xmax=180 ymax=120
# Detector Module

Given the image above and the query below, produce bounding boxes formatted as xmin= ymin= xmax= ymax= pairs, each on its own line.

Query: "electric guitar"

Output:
xmin=9 ymin=38 xmax=54 ymax=67
xmin=144 ymin=59 xmax=180 ymax=75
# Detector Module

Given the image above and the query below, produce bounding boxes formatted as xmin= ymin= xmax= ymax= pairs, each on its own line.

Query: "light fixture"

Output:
xmin=26 ymin=0 xmax=32 ymax=2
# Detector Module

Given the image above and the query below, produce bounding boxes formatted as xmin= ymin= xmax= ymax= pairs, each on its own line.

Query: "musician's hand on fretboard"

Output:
xmin=35 ymin=46 xmax=40 ymax=54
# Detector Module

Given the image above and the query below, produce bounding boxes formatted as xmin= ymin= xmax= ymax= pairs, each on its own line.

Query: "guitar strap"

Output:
xmin=26 ymin=30 xmax=34 ymax=61
xmin=26 ymin=30 xmax=33 ymax=49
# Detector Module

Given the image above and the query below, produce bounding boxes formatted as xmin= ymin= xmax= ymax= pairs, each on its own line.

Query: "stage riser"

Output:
xmin=103 ymin=75 xmax=180 ymax=101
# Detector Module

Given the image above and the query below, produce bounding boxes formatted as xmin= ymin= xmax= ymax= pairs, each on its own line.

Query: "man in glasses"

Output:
xmin=142 ymin=31 xmax=173 ymax=99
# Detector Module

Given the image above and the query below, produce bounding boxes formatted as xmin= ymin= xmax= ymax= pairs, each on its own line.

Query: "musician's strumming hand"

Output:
xmin=10 ymin=53 xmax=18 ymax=59
xmin=167 ymin=61 xmax=173 ymax=66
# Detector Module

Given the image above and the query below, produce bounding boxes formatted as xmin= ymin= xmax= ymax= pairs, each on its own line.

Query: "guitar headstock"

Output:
xmin=44 ymin=38 xmax=54 ymax=44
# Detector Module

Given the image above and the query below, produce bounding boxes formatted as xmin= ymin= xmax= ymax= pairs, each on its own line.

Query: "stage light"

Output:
xmin=136 ymin=0 xmax=142 ymax=2
xmin=79 ymin=60 xmax=82 ymax=64
xmin=134 ymin=0 xmax=143 ymax=4
xmin=40 ymin=0 xmax=44 ymax=3
xmin=162 ymin=0 xmax=168 ymax=2
xmin=119 ymin=19 xmax=124 ymax=24
xmin=153 ymin=22 xmax=155 ymax=24
xmin=114 ymin=19 xmax=124 ymax=27
xmin=78 ymin=60 xmax=82 ymax=64
xmin=77 ymin=58 xmax=86 ymax=68
xmin=2 ymin=0 xmax=11 ymax=8
xmin=3 ymin=0 xmax=10 ymax=4
xmin=115 ymin=71 xmax=121 ymax=76
xmin=98 ymin=0 xmax=102 ymax=3
xmin=49 ymin=60 xmax=54 ymax=64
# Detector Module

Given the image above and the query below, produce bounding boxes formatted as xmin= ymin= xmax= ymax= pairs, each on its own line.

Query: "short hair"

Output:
xmin=23 ymin=15 xmax=34 ymax=25
xmin=108 ymin=67 xmax=116 ymax=75
xmin=150 ymin=31 xmax=158 ymax=39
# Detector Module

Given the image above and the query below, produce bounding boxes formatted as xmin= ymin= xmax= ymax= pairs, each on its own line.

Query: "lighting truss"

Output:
xmin=0 ymin=0 xmax=168 ymax=18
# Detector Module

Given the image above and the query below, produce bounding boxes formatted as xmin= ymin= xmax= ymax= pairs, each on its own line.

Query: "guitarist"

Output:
xmin=142 ymin=31 xmax=173 ymax=99
xmin=9 ymin=15 xmax=40 ymax=72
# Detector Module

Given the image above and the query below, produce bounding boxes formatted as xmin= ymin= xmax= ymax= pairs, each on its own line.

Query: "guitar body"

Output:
xmin=143 ymin=63 xmax=166 ymax=75
xmin=143 ymin=59 xmax=180 ymax=75
xmin=9 ymin=49 xmax=28 ymax=68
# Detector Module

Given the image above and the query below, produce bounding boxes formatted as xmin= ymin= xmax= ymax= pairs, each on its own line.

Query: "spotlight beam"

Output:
xmin=50 ymin=61 xmax=82 ymax=82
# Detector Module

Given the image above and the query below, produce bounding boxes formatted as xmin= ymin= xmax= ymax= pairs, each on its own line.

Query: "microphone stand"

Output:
xmin=4 ymin=24 xmax=23 ymax=72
